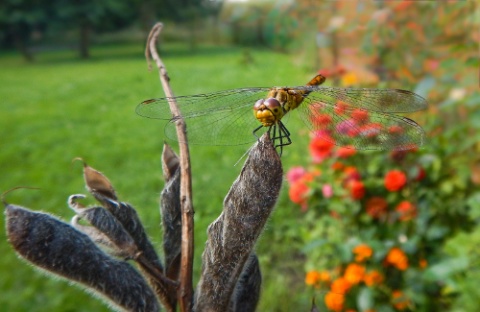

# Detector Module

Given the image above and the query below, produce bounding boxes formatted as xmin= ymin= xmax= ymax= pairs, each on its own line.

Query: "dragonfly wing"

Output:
xmin=136 ymin=88 xmax=269 ymax=119
xmin=297 ymin=97 xmax=425 ymax=150
xmin=306 ymin=87 xmax=427 ymax=113
xmin=137 ymin=88 xmax=272 ymax=146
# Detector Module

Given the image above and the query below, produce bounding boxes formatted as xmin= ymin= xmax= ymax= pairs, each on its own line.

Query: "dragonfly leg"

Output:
xmin=276 ymin=121 xmax=292 ymax=147
xmin=268 ymin=121 xmax=292 ymax=156
xmin=252 ymin=124 xmax=264 ymax=141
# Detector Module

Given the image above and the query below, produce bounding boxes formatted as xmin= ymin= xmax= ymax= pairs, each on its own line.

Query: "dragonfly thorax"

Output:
xmin=253 ymin=98 xmax=285 ymax=127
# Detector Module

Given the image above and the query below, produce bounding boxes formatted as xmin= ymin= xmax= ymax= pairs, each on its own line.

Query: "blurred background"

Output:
xmin=1 ymin=0 xmax=479 ymax=311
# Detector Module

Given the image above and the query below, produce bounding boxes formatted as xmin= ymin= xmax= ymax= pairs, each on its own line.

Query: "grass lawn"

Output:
xmin=0 ymin=42 xmax=322 ymax=311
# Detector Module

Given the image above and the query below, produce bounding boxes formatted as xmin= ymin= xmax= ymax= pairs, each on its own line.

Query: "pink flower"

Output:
xmin=286 ymin=166 xmax=307 ymax=185
xmin=322 ymin=184 xmax=333 ymax=198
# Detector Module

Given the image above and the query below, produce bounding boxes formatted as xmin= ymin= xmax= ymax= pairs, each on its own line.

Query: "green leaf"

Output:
xmin=414 ymin=76 xmax=435 ymax=98
xmin=467 ymin=192 xmax=480 ymax=219
xmin=426 ymin=225 xmax=450 ymax=241
xmin=423 ymin=257 xmax=469 ymax=281
xmin=357 ymin=287 xmax=374 ymax=311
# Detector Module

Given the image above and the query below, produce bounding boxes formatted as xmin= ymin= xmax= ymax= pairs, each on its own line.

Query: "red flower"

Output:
xmin=384 ymin=170 xmax=407 ymax=192
xmin=396 ymin=200 xmax=417 ymax=221
xmin=366 ymin=197 xmax=388 ymax=219
xmin=343 ymin=166 xmax=361 ymax=182
xmin=336 ymin=145 xmax=356 ymax=158
xmin=310 ymin=135 xmax=335 ymax=163
xmin=388 ymin=125 xmax=403 ymax=135
xmin=359 ymin=123 xmax=382 ymax=138
xmin=350 ymin=109 xmax=369 ymax=124
xmin=311 ymin=113 xmax=332 ymax=129
xmin=334 ymin=101 xmax=349 ymax=115
xmin=332 ymin=161 xmax=344 ymax=171
xmin=415 ymin=166 xmax=426 ymax=181
xmin=289 ymin=179 xmax=309 ymax=209
xmin=394 ymin=0 xmax=413 ymax=11
xmin=389 ymin=144 xmax=418 ymax=162
xmin=318 ymin=68 xmax=332 ymax=77
xmin=348 ymin=180 xmax=365 ymax=200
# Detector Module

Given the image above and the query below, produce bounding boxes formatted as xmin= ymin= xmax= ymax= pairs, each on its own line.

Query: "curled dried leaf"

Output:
xmin=162 ymin=143 xmax=180 ymax=181
xmin=74 ymin=158 xmax=117 ymax=201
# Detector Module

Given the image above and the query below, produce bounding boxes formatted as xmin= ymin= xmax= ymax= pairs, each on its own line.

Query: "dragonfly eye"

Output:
xmin=254 ymin=99 xmax=265 ymax=111
xmin=264 ymin=98 xmax=281 ymax=110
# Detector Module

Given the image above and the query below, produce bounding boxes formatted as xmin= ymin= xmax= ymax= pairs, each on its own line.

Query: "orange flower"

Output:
xmin=344 ymin=263 xmax=366 ymax=285
xmin=366 ymin=197 xmax=388 ymax=219
xmin=392 ymin=290 xmax=410 ymax=310
xmin=384 ymin=170 xmax=407 ymax=192
xmin=419 ymin=258 xmax=428 ymax=269
xmin=364 ymin=270 xmax=384 ymax=286
xmin=305 ymin=270 xmax=321 ymax=286
xmin=319 ymin=271 xmax=331 ymax=283
xmin=385 ymin=247 xmax=409 ymax=271
xmin=325 ymin=291 xmax=345 ymax=311
xmin=336 ymin=145 xmax=356 ymax=158
xmin=348 ymin=180 xmax=365 ymax=200
xmin=353 ymin=244 xmax=373 ymax=262
xmin=305 ymin=270 xmax=330 ymax=286
xmin=331 ymin=277 xmax=351 ymax=294
xmin=341 ymin=72 xmax=358 ymax=87
xmin=395 ymin=200 xmax=417 ymax=221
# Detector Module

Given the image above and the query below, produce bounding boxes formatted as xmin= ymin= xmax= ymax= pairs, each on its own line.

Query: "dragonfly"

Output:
xmin=136 ymin=75 xmax=427 ymax=152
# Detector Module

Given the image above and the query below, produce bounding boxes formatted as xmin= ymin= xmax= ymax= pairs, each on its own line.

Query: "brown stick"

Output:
xmin=146 ymin=22 xmax=194 ymax=312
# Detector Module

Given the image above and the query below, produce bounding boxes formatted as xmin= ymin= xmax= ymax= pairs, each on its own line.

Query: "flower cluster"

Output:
xmin=304 ymin=242 xmax=422 ymax=311
xmin=286 ymin=98 xmax=436 ymax=311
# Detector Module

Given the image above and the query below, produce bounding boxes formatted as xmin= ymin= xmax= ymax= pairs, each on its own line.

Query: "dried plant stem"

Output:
xmin=146 ymin=22 xmax=194 ymax=312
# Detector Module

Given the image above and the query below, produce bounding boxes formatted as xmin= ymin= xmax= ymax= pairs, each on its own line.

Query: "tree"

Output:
xmin=0 ymin=0 xmax=52 ymax=61
xmin=53 ymin=0 xmax=135 ymax=58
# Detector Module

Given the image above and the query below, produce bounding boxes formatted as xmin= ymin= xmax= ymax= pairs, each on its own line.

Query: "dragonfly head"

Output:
xmin=253 ymin=98 xmax=285 ymax=127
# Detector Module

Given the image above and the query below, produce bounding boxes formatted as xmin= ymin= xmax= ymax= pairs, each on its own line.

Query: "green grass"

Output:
xmin=0 ymin=43 xmax=318 ymax=311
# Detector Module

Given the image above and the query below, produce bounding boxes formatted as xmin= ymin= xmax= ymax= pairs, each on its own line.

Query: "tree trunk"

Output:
xmin=79 ymin=20 xmax=90 ymax=59
xmin=11 ymin=26 xmax=34 ymax=62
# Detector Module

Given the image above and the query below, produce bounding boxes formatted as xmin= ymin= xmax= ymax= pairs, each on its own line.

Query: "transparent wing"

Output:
xmin=136 ymin=88 xmax=272 ymax=146
xmin=297 ymin=88 xmax=426 ymax=150
xmin=309 ymin=86 xmax=427 ymax=113
xmin=136 ymin=85 xmax=427 ymax=149
xmin=136 ymin=88 xmax=269 ymax=119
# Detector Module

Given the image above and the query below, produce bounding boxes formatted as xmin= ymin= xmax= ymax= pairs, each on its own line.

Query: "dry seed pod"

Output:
xmin=71 ymin=215 xmax=129 ymax=258
xmin=161 ymin=144 xmax=182 ymax=281
xmin=5 ymin=204 xmax=160 ymax=312
xmin=194 ymin=133 xmax=282 ymax=311
xmin=68 ymin=195 xmax=139 ymax=259
xmin=229 ymin=253 xmax=262 ymax=312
